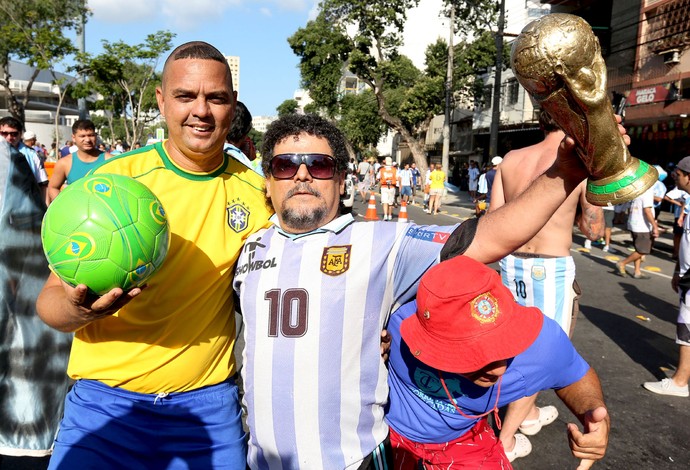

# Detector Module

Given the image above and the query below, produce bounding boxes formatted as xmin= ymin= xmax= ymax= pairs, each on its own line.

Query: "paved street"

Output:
xmin=349 ymin=192 xmax=690 ymax=469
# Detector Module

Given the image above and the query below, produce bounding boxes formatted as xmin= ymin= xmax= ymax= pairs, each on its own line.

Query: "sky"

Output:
xmin=83 ymin=0 xmax=452 ymax=117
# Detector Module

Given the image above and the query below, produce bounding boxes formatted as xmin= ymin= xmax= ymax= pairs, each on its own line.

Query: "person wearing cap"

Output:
xmin=385 ymin=255 xmax=609 ymax=469
xmin=643 ymin=156 xmax=690 ymax=398
xmin=488 ymin=110 xmax=604 ymax=461
xmin=46 ymin=119 xmax=111 ymax=204
xmin=379 ymin=156 xmax=397 ymax=220
xmin=652 ymin=165 xmax=668 ymax=221
xmin=484 ymin=156 xmax=502 ymax=210
xmin=22 ymin=130 xmax=44 ymax=161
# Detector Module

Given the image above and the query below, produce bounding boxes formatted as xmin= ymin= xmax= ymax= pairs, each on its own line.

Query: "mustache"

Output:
xmin=286 ymin=183 xmax=321 ymax=199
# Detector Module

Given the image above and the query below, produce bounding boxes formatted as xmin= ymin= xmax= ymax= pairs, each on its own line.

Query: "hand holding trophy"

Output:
xmin=511 ymin=13 xmax=657 ymax=206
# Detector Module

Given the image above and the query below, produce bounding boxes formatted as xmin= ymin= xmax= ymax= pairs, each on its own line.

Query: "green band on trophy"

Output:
xmin=587 ymin=161 xmax=651 ymax=196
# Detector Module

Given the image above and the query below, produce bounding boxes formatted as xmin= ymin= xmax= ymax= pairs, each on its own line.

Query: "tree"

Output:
xmin=248 ymin=128 xmax=264 ymax=156
xmin=276 ymin=99 xmax=299 ymax=116
xmin=0 ymin=0 xmax=88 ymax=125
xmin=289 ymin=0 xmax=437 ymax=171
xmin=75 ymin=31 xmax=175 ymax=145
xmin=288 ymin=13 xmax=352 ymax=118
xmin=338 ymin=90 xmax=385 ymax=154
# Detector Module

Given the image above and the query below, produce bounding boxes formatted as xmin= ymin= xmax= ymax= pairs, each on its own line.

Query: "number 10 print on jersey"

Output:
xmin=233 ymin=215 xmax=459 ymax=469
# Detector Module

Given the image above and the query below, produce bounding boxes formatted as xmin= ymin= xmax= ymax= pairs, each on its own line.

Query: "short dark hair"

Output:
xmin=72 ymin=119 xmax=96 ymax=134
xmin=162 ymin=41 xmax=232 ymax=90
xmin=227 ymin=101 xmax=252 ymax=144
xmin=0 ymin=116 xmax=22 ymax=131
xmin=261 ymin=114 xmax=349 ymax=177
xmin=538 ymin=110 xmax=561 ymax=134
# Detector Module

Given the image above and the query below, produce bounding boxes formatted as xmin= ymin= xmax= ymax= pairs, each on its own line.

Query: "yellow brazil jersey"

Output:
xmin=430 ymin=169 xmax=446 ymax=189
xmin=67 ymin=141 xmax=273 ymax=393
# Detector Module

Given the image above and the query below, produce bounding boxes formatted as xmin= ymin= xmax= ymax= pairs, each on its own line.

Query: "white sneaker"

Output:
xmin=643 ymin=378 xmax=689 ymax=397
xmin=504 ymin=433 xmax=532 ymax=462
xmin=603 ymin=245 xmax=610 ymax=252
xmin=584 ymin=240 xmax=592 ymax=249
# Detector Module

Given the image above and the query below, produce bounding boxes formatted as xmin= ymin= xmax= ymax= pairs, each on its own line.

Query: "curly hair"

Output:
xmin=261 ymin=114 xmax=349 ymax=177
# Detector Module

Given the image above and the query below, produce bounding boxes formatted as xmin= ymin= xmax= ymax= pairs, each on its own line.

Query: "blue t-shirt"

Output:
xmin=385 ymin=300 xmax=590 ymax=443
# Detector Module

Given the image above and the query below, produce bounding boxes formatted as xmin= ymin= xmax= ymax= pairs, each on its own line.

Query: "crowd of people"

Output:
xmin=0 ymin=38 xmax=686 ymax=470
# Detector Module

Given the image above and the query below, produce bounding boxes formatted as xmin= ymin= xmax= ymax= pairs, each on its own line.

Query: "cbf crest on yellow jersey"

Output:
xmin=67 ymin=141 xmax=273 ymax=394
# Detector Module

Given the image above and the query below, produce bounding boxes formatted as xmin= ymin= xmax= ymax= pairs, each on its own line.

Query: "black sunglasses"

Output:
xmin=269 ymin=153 xmax=337 ymax=180
xmin=0 ymin=131 xmax=19 ymax=138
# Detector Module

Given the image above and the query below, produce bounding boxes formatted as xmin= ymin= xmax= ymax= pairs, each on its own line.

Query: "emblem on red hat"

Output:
xmin=470 ymin=292 xmax=500 ymax=324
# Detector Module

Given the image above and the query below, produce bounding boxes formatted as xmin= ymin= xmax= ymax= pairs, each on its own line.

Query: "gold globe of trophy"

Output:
xmin=511 ymin=13 xmax=657 ymax=205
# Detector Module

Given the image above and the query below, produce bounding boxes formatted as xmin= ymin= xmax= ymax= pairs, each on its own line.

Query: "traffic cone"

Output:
xmin=364 ymin=194 xmax=379 ymax=220
xmin=398 ymin=200 xmax=408 ymax=223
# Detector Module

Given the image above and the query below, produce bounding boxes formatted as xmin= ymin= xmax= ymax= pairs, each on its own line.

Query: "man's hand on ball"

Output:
xmin=63 ymin=280 xmax=144 ymax=321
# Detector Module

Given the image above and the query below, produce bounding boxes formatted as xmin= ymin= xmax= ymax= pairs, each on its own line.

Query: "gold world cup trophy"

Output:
xmin=511 ymin=13 xmax=657 ymax=205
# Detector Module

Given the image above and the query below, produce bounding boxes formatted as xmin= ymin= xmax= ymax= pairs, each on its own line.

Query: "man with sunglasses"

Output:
xmin=0 ymin=116 xmax=48 ymax=204
xmin=233 ymin=112 xmax=607 ymax=469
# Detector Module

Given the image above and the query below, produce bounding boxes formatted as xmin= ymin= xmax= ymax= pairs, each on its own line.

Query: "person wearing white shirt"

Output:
xmin=616 ymin=186 xmax=658 ymax=278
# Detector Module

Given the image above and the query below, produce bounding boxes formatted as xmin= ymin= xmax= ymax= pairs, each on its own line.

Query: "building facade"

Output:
xmin=0 ymin=60 xmax=79 ymax=146
xmin=225 ymin=55 xmax=240 ymax=98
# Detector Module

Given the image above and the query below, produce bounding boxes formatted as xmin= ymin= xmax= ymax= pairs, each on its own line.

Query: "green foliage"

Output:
xmin=288 ymin=12 xmax=352 ymax=117
xmin=424 ymin=39 xmax=448 ymax=79
xmin=0 ymin=0 xmax=88 ymax=123
xmin=288 ymin=0 xmax=506 ymax=169
xmin=379 ymin=54 xmax=420 ymax=89
xmin=399 ymin=75 xmax=445 ymax=130
xmin=443 ymin=0 xmax=498 ymax=37
xmin=76 ymin=31 xmax=175 ymax=145
xmin=339 ymin=90 xmax=385 ymax=152
xmin=248 ymin=128 xmax=264 ymax=155
xmin=303 ymin=102 xmax=320 ymax=115
xmin=276 ymin=99 xmax=299 ymax=117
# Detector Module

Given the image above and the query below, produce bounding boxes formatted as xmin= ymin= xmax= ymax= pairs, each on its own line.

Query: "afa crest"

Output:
xmin=320 ymin=245 xmax=351 ymax=276
xmin=531 ymin=265 xmax=546 ymax=281
xmin=227 ymin=199 xmax=250 ymax=233
xmin=470 ymin=292 xmax=500 ymax=324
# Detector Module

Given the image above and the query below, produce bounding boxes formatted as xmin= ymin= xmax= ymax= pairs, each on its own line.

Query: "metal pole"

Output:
xmin=77 ymin=7 xmax=88 ymax=119
xmin=441 ymin=7 xmax=454 ymax=177
xmin=488 ymin=0 xmax=505 ymax=161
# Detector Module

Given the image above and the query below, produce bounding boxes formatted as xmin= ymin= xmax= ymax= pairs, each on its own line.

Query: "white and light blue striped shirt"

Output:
xmin=234 ymin=214 xmax=457 ymax=469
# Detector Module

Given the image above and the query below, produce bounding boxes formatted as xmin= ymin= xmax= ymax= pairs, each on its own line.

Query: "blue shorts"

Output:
xmin=400 ymin=186 xmax=412 ymax=197
xmin=49 ymin=378 xmax=246 ymax=470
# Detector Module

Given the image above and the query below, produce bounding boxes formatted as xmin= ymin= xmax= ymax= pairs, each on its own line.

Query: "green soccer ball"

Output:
xmin=41 ymin=174 xmax=170 ymax=295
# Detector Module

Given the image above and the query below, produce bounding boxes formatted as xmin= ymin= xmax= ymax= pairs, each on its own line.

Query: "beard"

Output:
xmin=280 ymin=184 xmax=330 ymax=232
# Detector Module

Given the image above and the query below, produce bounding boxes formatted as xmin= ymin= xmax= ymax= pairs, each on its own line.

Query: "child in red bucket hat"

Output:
xmin=385 ymin=255 xmax=609 ymax=469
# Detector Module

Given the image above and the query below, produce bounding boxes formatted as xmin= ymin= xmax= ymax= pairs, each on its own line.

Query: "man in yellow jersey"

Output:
xmin=36 ymin=42 xmax=272 ymax=469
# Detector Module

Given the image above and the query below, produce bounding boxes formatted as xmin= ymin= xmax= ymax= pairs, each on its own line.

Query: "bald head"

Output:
xmin=161 ymin=41 xmax=233 ymax=91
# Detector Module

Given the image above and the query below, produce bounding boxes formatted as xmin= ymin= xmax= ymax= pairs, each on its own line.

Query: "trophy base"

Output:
xmin=586 ymin=159 xmax=658 ymax=206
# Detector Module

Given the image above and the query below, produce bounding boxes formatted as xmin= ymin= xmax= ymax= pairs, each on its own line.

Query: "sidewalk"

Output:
xmin=437 ymin=188 xmax=676 ymax=254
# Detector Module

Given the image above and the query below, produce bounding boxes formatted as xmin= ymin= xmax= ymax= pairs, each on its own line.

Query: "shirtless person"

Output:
xmin=47 ymin=119 xmax=109 ymax=203
xmin=488 ymin=110 xmax=604 ymax=462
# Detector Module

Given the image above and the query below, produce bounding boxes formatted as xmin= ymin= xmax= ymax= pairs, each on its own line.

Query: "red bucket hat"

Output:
xmin=401 ymin=255 xmax=543 ymax=373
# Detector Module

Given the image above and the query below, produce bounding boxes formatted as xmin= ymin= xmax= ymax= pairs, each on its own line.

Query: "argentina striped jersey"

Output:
xmin=233 ymin=214 xmax=457 ymax=469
